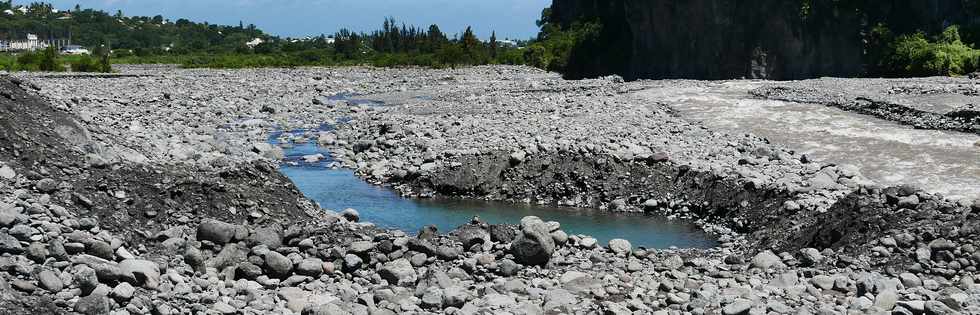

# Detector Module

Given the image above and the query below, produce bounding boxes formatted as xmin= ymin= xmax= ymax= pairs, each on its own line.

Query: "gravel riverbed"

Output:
xmin=0 ymin=65 xmax=978 ymax=314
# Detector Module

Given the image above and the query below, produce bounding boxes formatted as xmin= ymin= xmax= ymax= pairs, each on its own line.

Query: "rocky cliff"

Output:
xmin=552 ymin=0 xmax=976 ymax=80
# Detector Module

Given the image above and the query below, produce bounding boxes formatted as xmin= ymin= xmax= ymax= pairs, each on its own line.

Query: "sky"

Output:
xmin=39 ymin=0 xmax=551 ymax=40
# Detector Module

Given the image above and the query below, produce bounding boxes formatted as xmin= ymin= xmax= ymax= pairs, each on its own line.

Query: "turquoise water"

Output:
xmin=274 ymin=131 xmax=716 ymax=248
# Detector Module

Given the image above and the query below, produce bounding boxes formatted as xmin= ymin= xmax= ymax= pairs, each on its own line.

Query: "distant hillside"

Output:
xmin=0 ymin=1 xmax=267 ymax=55
xmin=543 ymin=0 xmax=980 ymax=80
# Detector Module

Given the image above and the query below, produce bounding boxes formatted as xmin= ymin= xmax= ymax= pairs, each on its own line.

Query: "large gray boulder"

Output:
xmin=0 ymin=233 xmax=23 ymax=254
xmin=608 ymin=239 xmax=632 ymax=255
xmin=379 ymin=258 xmax=417 ymax=286
xmin=74 ymin=293 xmax=110 ymax=315
xmin=118 ymin=259 xmax=161 ymax=289
xmin=510 ymin=216 xmax=556 ymax=266
xmin=197 ymin=219 xmax=239 ymax=244
xmin=36 ymin=269 xmax=63 ymax=292
xmin=296 ymin=258 xmax=324 ymax=277
xmin=251 ymin=226 xmax=283 ymax=249
xmin=264 ymin=251 xmax=293 ymax=278
xmin=454 ymin=224 xmax=491 ymax=249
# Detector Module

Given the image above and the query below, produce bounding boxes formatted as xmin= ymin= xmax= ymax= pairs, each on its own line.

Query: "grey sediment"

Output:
xmin=0 ymin=65 xmax=977 ymax=314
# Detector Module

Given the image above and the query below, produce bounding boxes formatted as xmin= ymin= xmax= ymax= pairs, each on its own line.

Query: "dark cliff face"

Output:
xmin=552 ymin=0 xmax=974 ymax=80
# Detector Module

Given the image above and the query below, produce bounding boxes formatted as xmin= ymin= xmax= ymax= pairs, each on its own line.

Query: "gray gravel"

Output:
xmin=0 ymin=66 xmax=977 ymax=314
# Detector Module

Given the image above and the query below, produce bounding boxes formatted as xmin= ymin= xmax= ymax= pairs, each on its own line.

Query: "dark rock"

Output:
xmin=184 ymin=246 xmax=206 ymax=272
xmin=0 ymin=233 xmax=24 ymax=254
xmin=48 ymin=239 xmax=68 ymax=261
xmin=86 ymin=240 xmax=114 ymax=260
xmin=510 ymin=217 xmax=556 ymax=266
xmin=263 ymin=251 xmax=293 ymax=278
xmin=341 ymin=209 xmax=360 ymax=222
xmin=74 ymin=265 xmax=99 ymax=296
xmin=498 ymin=259 xmax=520 ymax=276
xmin=36 ymin=269 xmax=63 ymax=292
xmin=251 ymin=226 xmax=283 ymax=249
xmin=8 ymin=224 xmax=34 ymax=241
xmin=197 ymin=219 xmax=239 ymax=244
xmin=417 ymin=225 xmax=438 ymax=240
xmin=236 ymin=262 xmax=263 ymax=280
xmin=211 ymin=243 xmax=248 ymax=270
xmin=26 ymin=242 xmax=48 ymax=263
xmin=454 ymin=224 xmax=491 ymax=250
xmin=489 ymin=224 xmax=516 ymax=243
xmin=74 ymin=293 xmax=110 ymax=315
xmin=296 ymin=258 xmax=324 ymax=277
xmin=11 ymin=279 xmax=36 ymax=292
xmin=407 ymin=238 xmax=438 ymax=256
xmin=436 ymin=246 xmax=461 ymax=260
xmin=34 ymin=178 xmax=59 ymax=193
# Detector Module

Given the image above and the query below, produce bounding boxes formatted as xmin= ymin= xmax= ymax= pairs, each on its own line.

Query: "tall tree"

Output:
xmin=489 ymin=31 xmax=498 ymax=58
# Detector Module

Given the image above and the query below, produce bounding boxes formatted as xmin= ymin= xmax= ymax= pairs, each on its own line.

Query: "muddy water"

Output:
xmin=639 ymin=82 xmax=980 ymax=200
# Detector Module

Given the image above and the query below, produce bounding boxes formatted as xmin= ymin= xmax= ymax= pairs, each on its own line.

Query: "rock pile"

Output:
xmin=2 ymin=66 xmax=978 ymax=313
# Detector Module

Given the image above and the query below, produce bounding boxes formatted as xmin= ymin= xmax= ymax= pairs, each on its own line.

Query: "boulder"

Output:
xmin=379 ymin=259 xmax=417 ymax=286
xmin=278 ymin=287 xmax=338 ymax=313
xmin=118 ymin=259 xmax=161 ymax=289
xmin=251 ymin=226 xmax=284 ymax=249
xmin=74 ymin=293 xmax=110 ymax=315
xmin=36 ymin=269 xmax=63 ymax=292
xmin=722 ymin=299 xmax=753 ymax=315
xmin=197 ymin=219 xmax=238 ymax=244
xmin=608 ymin=239 xmax=632 ymax=255
xmin=0 ymin=165 xmax=15 ymax=180
xmin=0 ymin=233 xmax=24 ymax=254
xmin=510 ymin=216 xmax=556 ymax=266
xmin=110 ymin=282 xmax=135 ymax=302
xmin=443 ymin=286 xmax=468 ymax=308
xmin=210 ymin=243 xmax=247 ymax=270
xmin=488 ymin=224 xmax=516 ymax=243
xmin=296 ymin=258 xmax=324 ymax=277
xmin=73 ymin=265 xmax=99 ymax=295
xmin=235 ymin=262 xmax=263 ymax=280
xmin=340 ymin=208 xmax=360 ymax=222
xmin=454 ymin=224 xmax=491 ymax=249
xmin=85 ymin=240 xmax=114 ymax=260
xmin=35 ymin=178 xmax=59 ymax=193
xmin=264 ymin=251 xmax=293 ymax=278
xmin=751 ymin=250 xmax=783 ymax=269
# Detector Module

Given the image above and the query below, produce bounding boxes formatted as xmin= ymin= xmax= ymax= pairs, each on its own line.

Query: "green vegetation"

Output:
xmin=526 ymin=7 xmax=631 ymax=79
xmin=869 ymin=25 xmax=980 ymax=77
xmin=0 ymin=0 xmax=530 ymax=70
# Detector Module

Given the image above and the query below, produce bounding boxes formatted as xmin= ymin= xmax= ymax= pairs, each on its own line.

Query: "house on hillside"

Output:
xmin=60 ymin=45 xmax=90 ymax=55
xmin=246 ymin=38 xmax=264 ymax=49
xmin=498 ymin=40 xmax=518 ymax=48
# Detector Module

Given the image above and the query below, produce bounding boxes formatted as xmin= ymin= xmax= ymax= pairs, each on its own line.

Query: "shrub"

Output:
xmin=38 ymin=46 xmax=64 ymax=72
xmin=872 ymin=25 xmax=980 ymax=77
xmin=69 ymin=55 xmax=102 ymax=72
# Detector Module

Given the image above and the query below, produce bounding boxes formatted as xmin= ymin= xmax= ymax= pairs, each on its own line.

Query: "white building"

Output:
xmin=60 ymin=45 xmax=90 ymax=55
xmin=246 ymin=38 xmax=264 ymax=49
xmin=1 ymin=34 xmax=61 ymax=52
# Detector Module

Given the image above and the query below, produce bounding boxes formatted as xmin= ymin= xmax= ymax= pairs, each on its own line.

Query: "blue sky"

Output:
xmin=38 ymin=0 xmax=550 ymax=40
